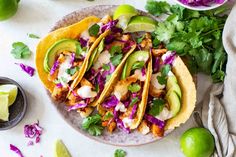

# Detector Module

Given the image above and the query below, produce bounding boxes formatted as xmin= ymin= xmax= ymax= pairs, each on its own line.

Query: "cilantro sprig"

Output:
xmin=82 ymin=114 xmax=104 ymax=136
xmin=149 ymin=98 xmax=165 ymax=116
xmin=11 ymin=42 xmax=32 ymax=59
xmin=114 ymin=149 xmax=126 ymax=157
xmin=146 ymin=1 xmax=228 ymax=82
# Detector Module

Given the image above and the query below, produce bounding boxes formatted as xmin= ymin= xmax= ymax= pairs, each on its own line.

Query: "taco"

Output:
xmin=36 ymin=16 xmax=112 ymax=102
xmin=137 ymin=47 xmax=196 ymax=137
xmin=66 ymin=16 xmax=137 ymax=117
xmin=94 ymin=47 xmax=152 ymax=133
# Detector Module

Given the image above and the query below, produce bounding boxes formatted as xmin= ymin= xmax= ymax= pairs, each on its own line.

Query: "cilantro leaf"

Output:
xmin=128 ymin=83 xmax=141 ymax=93
xmin=161 ymin=64 xmax=171 ymax=76
xmin=136 ymin=35 xmax=145 ymax=44
xmin=149 ymin=98 xmax=165 ymax=116
xmin=155 ymin=21 xmax=175 ymax=43
xmin=88 ymin=24 xmax=100 ymax=36
xmin=131 ymin=61 xmax=145 ymax=70
xmin=102 ymin=64 xmax=110 ymax=71
xmin=95 ymin=84 xmax=100 ymax=93
xmin=11 ymin=42 xmax=32 ymax=59
xmin=66 ymin=67 xmax=79 ymax=75
xmin=114 ymin=149 xmax=126 ymax=157
xmin=145 ymin=0 xmax=170 ymax=16
xmin=76 ymin=43 xmax=83 ymax=57
xmin=82 ymin=114 xmax=103 ymax=136
xmin=157 ymin=75 xmax=167 ymax=85
xmin=110 ymin=46 xmax=122 ymax=56
xmin=28 ymin=33 xmax=40 ymax=39
xmin=111 ymin=54 xmax=123 ymax=66
xmin=129 ymin=97 xmax=139 ymax=107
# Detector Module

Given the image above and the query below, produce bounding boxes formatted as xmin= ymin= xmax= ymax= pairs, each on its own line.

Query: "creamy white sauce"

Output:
xmin=77 ymin=86 xmax=97 ymax=98
xmin=58 ymin=55 xmax=72 ymax=86
xmin=137 ymin=55 xmax=149 ymax=62
xmin=134 ymin=69 xmax=146 ymax=81
xmin=93 ymin=50 xmax=111 ymax=70
xmin=168 ymin=71 xmax=174 ymax=76
xmin=155 ymin=107 xmax=173 ymax=121
xmin=122 ymin=117 xmax=133 ymax=128
xmin=115 ymin=102 xmax=127 ymax=112
xmin=140 ymin=124 xmax=150 ymax=135
xmin=151 ymin=72 xmax=165 ymax=90
xmin=81 ymin=30 xmax=90 ymax=40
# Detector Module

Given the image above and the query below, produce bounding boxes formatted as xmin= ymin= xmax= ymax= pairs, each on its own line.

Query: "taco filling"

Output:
xmin=67 ymin=16 xmax=137 ymax=117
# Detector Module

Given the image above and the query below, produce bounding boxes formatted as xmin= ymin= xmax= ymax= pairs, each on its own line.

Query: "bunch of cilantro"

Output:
xmin=146 ymin=0 xmax=228 ymax=83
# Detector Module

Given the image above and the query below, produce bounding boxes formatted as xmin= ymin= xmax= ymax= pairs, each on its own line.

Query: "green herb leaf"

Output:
xmin=111 ymin=54 xmax=123 ymax=66
xmin=131 ymin=61 xmax=145 ymax=70
xmin=155 ymin=21 xmax=175 ymax=43
xmin=95 ymin=84 xmax=100 ymax=93
xmin=136 ymin=35 xmax=145 ymax=44
xmin=104 ymin=112 xmax=114 ymax=121
xmin=114 ymin=149 xmax=126 ymax=157
xmin=11 ymin=42 xmax=32 ymax=59
xmin=76 ymin=43 xmax=83 ymax=57
xmin=145 ymin=0 xmax=170 ymax=16
xmin=149 ymin=98 xmax=165 ymax=116
xmin=128 ymin=83 xmax=141 ymax=93
xmin=129 ymin=97 xmax=139 ymax=107
xmin=82 ymin=114 xmax=103 ymax=136
xmin=66 ymin=67 xmax=79 ymax=75
xmin=28 ymin=33 xmax=40 ymax=39
xmin=161 ymin=64 xmax=171 ymax=76
xmin=102 ymin=64 xmax=110 ymax=71
xmin=88 ymin=24 xmax=100 ymax=36
xmin=110 ymin=46 xmax=122 ymax=56
xmin=157 ymin=75 xmax=167 ymax=85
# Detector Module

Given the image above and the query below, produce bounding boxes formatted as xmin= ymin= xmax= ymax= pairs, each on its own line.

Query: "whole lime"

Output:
xmin=0 ymin=0 xmax=20 ymax=21
xmin=180 ymin=127 xmax=215 ymax=157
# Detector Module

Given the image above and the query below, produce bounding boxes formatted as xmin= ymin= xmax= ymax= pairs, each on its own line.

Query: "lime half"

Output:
xmin=0 ymin=94 xmax=9 ymax=121
xmin=0 ymin=84 xmax=18 ymax=106
xmin=125 ymin=16 xmax=157 ymax=33
xmin=180 ymin=127 xmax=215 ymax=157
xmin=54 ymin=140 xmax=72 ymax=157
xmin=113 ymin=4 xmax=138 ymax=29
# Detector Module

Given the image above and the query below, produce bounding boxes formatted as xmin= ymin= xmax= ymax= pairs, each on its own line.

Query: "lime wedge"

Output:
xmin=54 ymin=140 xmax=72 ymax=157
xmin=125 ymin=16 xmax=157 ymax=33
xmin=0 ymin=84 xmax=18 ymax=106
xmin=113 ymin=4 xmax=138 ymax=29
xmin=0 ymin=94 xmax=9 ymax=121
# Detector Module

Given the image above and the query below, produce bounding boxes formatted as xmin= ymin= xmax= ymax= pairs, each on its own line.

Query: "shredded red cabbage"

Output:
xmin=79 ymin=37 xmax=88 ymax=47
xmin=24 ymin=121 xmax=43 ymax=144
xmin=179 ymin=0 xmax=224 ymax=6
xmin=105 ymin=35 xmax=115 ymax=44
xmin=144 ymin=114 xmax=165 ymax=129
xmin=163 ymin=51 xmax=176 ymax=65
xmin=50 ymin=60 xmax=59 ymax=75
xmin=102 ymin=95 xmax=119 ymax=108
xmin=129 ymin=104 xmax=138 ymax=119
xmin=153 ymin=57 xmax=160 ymax=73
xmin=141 ymin=67 xmax=146 ymax=76
xmin=10 ymin=144 xmax=24 ymax=157
xmin=15 ymin=63 xmax=35 ymax=77
xmin=68 ymin=103 xmax=87 ymax=111
xmin=56 ymin=83 xmax=63 ymax=88
xmin=122 ymin=40 xmax=135 ymax=53
xmin=70 ymin=53 xmax=75 ymax=66
xmin=116 ymin=118 xmax=131 ymax=133
xmin=101 ymin=20 xmax=119 ymax=33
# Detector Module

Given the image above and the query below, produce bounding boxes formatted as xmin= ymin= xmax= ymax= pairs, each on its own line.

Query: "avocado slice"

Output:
xmin=43 ymin=39 xmax=80 ymax=72
xmin=87 ymin=38 xmax=105 ymax=70
xmin=121 ymin=51 xmax=149 ymax=79
xmin=166 ymin=91 xmax=181 ymax=117
xmin=166 ymin=75 xmax=182 ymax=98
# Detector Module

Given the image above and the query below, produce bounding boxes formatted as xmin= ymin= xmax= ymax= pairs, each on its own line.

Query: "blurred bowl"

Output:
xmin=173 ymin=0 xmax=227 ymax=11
xmin=0 ymin=77 xmax=27 ymax=130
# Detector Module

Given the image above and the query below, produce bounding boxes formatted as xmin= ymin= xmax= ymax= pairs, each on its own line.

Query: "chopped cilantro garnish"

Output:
xmin=131 ymin=61 xmax=145 ymax=70
xmin=111 ymin=54 xmax=123 ymax=66
xmin=66 ymin=67 xmax=79 ymax=75
xmin=28 ymin=33 xmax=40 ymax=39
xmin=76 ymin=43 xmax=83 ymax=57
xmin=110 ymin=45 xmax=122 ymax=56
xmin=149 ymin=98 xmax=165 ymax=116
xmin=128 ymin=83 xmax=141 ymax=93
xmin=102 ymin=64 xmax=110 ymax=71
xmin=11 ymin=42 xmax=32 ymax=59
xmin=104 ymin=112 xmax=114 ymax=121
xmin=88 ymin=24 xmax=100 ymax=36
xmin=129 ymin=97 xmax=139 ymax=107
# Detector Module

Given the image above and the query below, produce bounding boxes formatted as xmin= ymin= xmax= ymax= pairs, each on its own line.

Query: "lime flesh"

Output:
xmin=180 ymin=127 xmax=215 ymax=157
xmin=113 ymin=4 xmax=138 ymax=29
xmin=54 ymin=140 xmax=72 ymax=157
xmin=0 ymin=84 xmax=18 ymax=106
xmin=125 ymin=16 xmax=157 ymax=33
xmin=0 ymin=94 xmax=9 ymax=121
xmin=0 ymin=0 xmax=19 ymax=21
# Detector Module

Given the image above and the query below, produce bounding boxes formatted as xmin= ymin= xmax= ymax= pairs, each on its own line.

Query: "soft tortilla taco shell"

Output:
xmin=165 ymin=56 xmax=196 ymax=130
xmin=35 ymin=16 xmax=103 ymax=93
